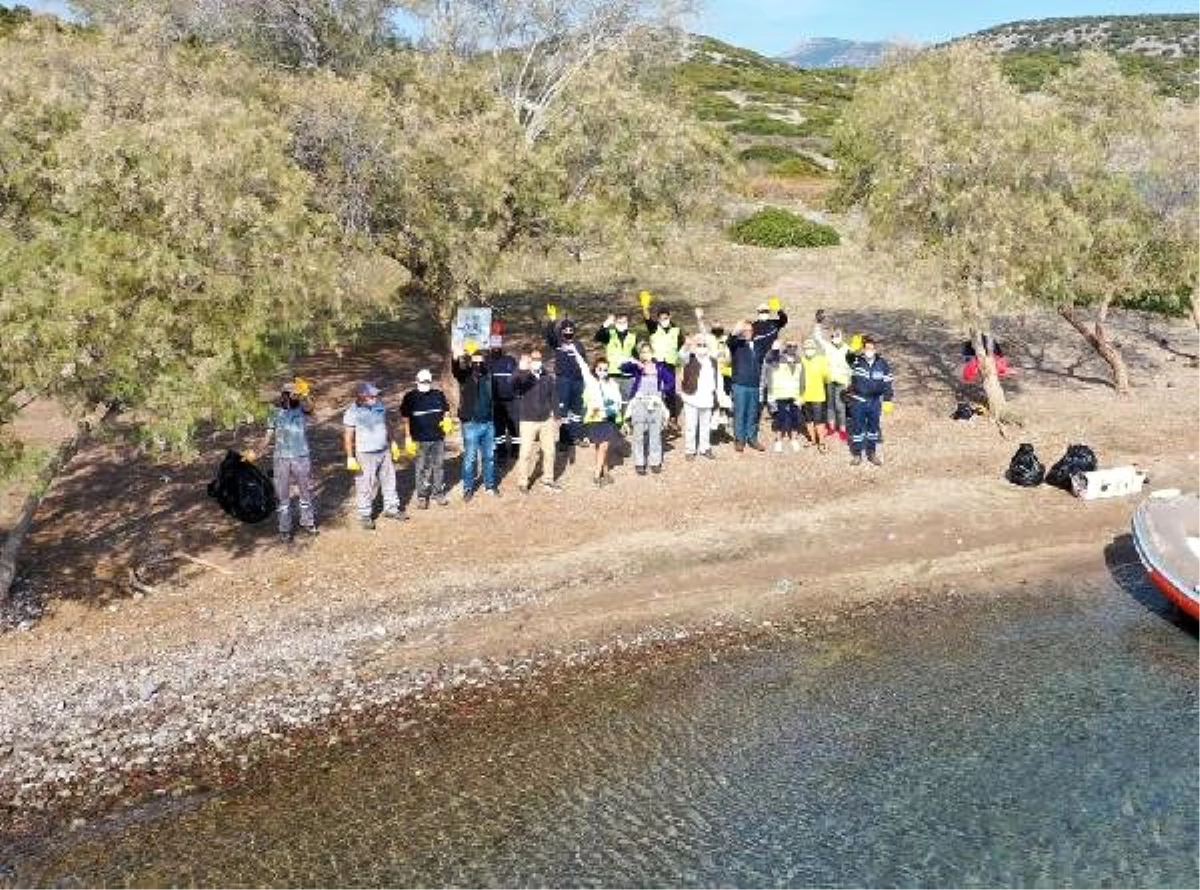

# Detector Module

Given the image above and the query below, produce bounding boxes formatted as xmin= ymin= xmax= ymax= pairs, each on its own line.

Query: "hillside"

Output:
xmin=968 ymin=14 xmax=1199 ymax=98
xmin=672 ymin=36 xmax=856 ymax=181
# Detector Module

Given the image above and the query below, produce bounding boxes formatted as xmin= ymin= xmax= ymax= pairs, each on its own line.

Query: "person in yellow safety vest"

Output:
xmin=764 ymin=342 xmax=804 ymax=452
xmin=594 ymin=311 xmax=640 ymax=402
xmin=642 ymin=299 xmax=683 ymax=423
xmin=799 ymin=338 xmax=832 ymax=453
xmin=812 ymin=311 xmax=852 ymax=442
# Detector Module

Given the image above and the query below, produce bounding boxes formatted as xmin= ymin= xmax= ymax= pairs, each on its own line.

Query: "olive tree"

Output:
xmin=0 ymin=25 xmax=387 ymax=596
xmin=832 ymin=42 xmax=1072 ymax=419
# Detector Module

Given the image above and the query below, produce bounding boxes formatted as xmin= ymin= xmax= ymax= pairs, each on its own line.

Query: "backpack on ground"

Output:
xmin=207 ymin=450 xmax=276 ymax=523
xmin=1005 ymin=443 xmax=1045 ymax=487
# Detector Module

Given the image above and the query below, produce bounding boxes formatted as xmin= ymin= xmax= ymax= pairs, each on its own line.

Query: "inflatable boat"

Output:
xmin=1131 ymin=491 xmax=1200 ymax=620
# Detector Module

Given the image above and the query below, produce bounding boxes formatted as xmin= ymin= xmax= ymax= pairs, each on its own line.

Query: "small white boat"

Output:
xmin=1131 ymin=491 xmax=1200 ymax=621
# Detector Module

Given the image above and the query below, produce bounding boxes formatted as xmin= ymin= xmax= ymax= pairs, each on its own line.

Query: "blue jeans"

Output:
xmin=461 ymin=421 xmax=496 ymax=492
xmin=732 ymin=383 xmax=760 ymax=444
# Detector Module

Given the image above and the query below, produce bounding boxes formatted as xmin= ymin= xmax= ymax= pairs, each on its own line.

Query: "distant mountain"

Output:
xmin=776 ymin=38 xmax=906 ymax=69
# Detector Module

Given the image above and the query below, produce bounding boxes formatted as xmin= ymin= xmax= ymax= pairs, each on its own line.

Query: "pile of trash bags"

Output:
xmin=1006 ymin=443 xmax=1097 ymax=490
xmin=207 ymin=450 xmax=276 ymax=523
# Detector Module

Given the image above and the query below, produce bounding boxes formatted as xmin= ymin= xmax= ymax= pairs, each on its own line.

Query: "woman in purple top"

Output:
xmin=620 ymin=342 xmax=673 ymax=475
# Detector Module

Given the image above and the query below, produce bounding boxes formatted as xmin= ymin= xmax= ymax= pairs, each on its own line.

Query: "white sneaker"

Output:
xmin=773 ymin=441 xmax=783 ymax=453
xmin=791 ymin=439 xmax=801 ymax=452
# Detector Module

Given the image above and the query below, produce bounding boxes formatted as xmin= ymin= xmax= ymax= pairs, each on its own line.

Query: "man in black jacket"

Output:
xmin=487 ymin=333 xmax=519 ymax=464
xmin=545 ymin=307 xmax=587 ymax=451
xmin=512 ymin=349 xmax=563 ymax=492
xmin=451 ymin=345 xmax=499 ymax=501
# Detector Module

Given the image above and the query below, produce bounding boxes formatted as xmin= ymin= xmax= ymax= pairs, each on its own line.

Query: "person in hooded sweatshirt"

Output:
xmin=512 ymin=348 xmax=563 ymax=493
xmin=544 ymin=304 xmax=587 ymax=451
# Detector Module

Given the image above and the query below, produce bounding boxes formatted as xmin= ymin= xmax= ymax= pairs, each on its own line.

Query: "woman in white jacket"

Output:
xmin=677 ymin=334 xmax=721 ymax=460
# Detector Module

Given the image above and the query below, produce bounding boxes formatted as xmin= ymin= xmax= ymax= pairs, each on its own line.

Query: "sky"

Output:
xmin=14 ymin=1 xmax=1198 ymax=57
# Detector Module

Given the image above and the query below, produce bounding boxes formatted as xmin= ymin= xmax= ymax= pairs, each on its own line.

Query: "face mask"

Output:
xmin=785 ymin=355 xmax=796 ymax=364
xmin=641 ymin=355 xmax=653 ymax=364
xmin=615 ymin=323 xmax=628 ymax=333
xmin=530 ymin=360 xmax=543 ymax=373
xmin=831 ymin=336 xmax=843 ymax=345
xmin=659 ymin=319 xmax=671 ymax=329
xmin=804 ymin=350 xmax=816 ymax=358
xmin=696 ymin=347 xmax=709 ymax=357
xmin=597 ymin=369 xmax=608 ymax=379
xmin=863 ymin=350 xmax=876 ymax=360
xmin=417 ymin=382 xmax=431 ymax=392
xmin=757 ymin=313 xmax=769 ymax=321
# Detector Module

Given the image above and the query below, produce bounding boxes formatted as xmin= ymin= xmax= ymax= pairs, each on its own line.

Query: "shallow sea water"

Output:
xmin=10 ymin=575 xmax=1199 ymax=888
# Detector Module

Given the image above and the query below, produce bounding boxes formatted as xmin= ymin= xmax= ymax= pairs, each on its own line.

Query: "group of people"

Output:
xmin=252 ymin=296 xmax=895 ymax=542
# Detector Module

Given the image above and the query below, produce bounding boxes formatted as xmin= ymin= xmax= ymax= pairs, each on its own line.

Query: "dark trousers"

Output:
xmin=493 ymin=399 xmax=519 ymax=454
xmin=849 ymin=399 xmax=882 ymax=455
xmin=555 ymin=375 xmax=584 ymax=447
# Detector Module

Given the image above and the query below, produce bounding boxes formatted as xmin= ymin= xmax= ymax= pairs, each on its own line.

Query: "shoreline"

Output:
xmin=0 ymin=531 xmax=1143 ymax=842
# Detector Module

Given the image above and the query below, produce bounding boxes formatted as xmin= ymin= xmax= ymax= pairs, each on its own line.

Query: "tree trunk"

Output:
xmin=1058 ymin=304 xmax=1131 ymax=395
xmin=969 ymin=328 xmax=1008 ymax=419
xmin=0 ymin=403 xmax=115 ymax=603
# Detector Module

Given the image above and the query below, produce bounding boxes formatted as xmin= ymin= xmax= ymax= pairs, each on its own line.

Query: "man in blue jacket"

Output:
xmin=726 ymin=302 xmax=787 ymax=452
xmin=846 ymin=334 xmax=895 ymax=466
xmin=545 ymin=308 xmax=587 ymax=451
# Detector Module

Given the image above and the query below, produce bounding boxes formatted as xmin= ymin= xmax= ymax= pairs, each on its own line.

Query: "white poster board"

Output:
xmin=451 ymin=307 xmax=492 ymax=354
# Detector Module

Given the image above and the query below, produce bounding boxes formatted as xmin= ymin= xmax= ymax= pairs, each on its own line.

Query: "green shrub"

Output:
xmin=728 ymin=115 xmax=808 ymax=137
xmin=728 ymin=207 xmax=840 ymax=248
xmin=770 ymin=155 xmax=828 ymax=178
xmin=738 ymin=144 xmax=800 ymax=164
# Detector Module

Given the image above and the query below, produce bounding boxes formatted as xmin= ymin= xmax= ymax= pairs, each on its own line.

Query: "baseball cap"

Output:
xmin=281 ymin=382 xmax=298 ymax=395
xmin=756 ymin=302 xmax=770 ymax=312
xmin=356 ymin=381 xmax=380 ymax=397
xmin=416 ymin=369 xmax=433 ymax=383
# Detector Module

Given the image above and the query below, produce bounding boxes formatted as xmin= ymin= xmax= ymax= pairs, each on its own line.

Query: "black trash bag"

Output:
xmin=951 ymin=401 xmax=975 ymax=421
xmin=207 ymin=449 xmax=277 ymax=523
xmin=1044 ymin=443 xmax=1098 ymax=491
xmin=1006 ymin=442 xmax=1045 ymax=487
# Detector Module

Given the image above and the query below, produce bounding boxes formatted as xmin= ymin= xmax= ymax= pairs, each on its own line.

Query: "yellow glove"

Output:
xmin=546 ymin=303 xmax=557 ymax=321
xmin=463 ymin=338 xmax=478 ymax=356
xmin=405 ymin=439 xmax=418 ymax=456
xmin=767 ymin=296 xmax=781 ymax=313
xmin=293 ymin=377 xmax=311 ymax=397
xmin=346 ymin=456 xmax=362 ymax=472
xmin=882 ymin=401 xmax=894 ymax=414
xmin=638 ymin=290 xmax=652 ymax=311
xmin=390 ymin=442 xmax=402 ymax=462
xmin=438 ymin=416 xmax=454 ymax=434
xmin=242 ymin=449 xmax=257 ymax=463
xmin=849 ymin=334 xmax=864 ymax=353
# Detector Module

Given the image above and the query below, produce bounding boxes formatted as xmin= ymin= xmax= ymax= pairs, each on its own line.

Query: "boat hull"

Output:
xmin=1131 ymin=494 xmax=1200 ymax=621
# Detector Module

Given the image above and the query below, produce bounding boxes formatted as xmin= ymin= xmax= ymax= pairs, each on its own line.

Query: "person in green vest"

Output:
xmin=640 ymin=292 xmax=683 ymax=425
xmin=764 ymin=342 xmax=805 ymax=453
xmin=594 ymin=310 xmax=640 ymax=402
